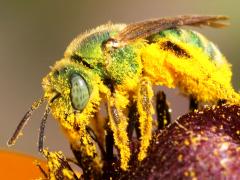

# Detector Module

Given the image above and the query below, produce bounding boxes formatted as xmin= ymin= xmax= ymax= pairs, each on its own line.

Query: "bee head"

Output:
xmin=42 ymin=59 xmax=103 ymax=125
xmin=8 ymin=58 xmax=105 ymax=153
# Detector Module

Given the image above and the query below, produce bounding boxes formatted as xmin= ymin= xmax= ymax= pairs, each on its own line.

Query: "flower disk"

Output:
xmin=123 ymin=105 xmax=240 ymax=179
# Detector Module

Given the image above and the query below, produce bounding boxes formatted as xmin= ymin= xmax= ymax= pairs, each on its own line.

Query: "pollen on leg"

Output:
xmin=67 ymin=118 xmax=103 ymax=172
xmin=43 ymin=149 xmax=78 ymax=179
xmin=107 ymin=93 xmax=130 ymax=170
xmin=137 ymin=77 xmax=154 ymax=161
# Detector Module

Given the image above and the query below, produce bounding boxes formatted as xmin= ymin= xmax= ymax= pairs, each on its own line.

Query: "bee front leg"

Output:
xmin=43 ymin=149 xmax=79 ymax=180
xmin=70 ymin=126 xmax=102 ymax=179
xmin=136 ymin=77 xmax=154 ymax=161
xmin=107 ymin=91 xmax=130 ymax=170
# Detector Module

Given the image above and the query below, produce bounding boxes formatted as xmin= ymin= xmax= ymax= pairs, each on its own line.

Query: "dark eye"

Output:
xmin=70 ymin=74 xmax=90 ymax=111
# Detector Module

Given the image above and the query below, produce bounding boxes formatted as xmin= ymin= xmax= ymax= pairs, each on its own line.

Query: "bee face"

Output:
xmin=42 ymin=59 xmax=103 ymax=130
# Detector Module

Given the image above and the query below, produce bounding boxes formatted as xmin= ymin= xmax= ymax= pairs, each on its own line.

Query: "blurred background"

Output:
xmin=0 ymin=0 xmax=239 ymax=159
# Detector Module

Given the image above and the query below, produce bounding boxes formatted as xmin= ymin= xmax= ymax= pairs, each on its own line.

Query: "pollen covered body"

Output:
xmin=42 ymin=23 xmax=240 ymax=172
xmin=142 ymin=28 xmax=238 ymax=103
xmin=43 ymin=24 xmax=144 ymax=170
xmin=9 ymin=16 xmax=239 ymax=177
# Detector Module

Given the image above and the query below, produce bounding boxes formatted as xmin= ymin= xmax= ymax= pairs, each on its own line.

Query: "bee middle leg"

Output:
xmin=136 ymin=77 xmax=154 ymax=161
xmin=107 ymin=91 xmax=130 ymax=170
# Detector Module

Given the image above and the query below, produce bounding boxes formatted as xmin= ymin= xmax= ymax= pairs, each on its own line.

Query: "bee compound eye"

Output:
xmin=70 ymin=74 xmax=90 ymax=111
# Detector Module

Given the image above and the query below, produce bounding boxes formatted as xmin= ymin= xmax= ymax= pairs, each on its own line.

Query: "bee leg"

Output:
xmin=43 ymin=150 xmax=79 ymax=180
xmin=107 ymin=91 xmax=130 ymax=170
xmin=70 ymin=113 xmax=102 ymax=178
xmin=102 ymin=126 xmax=119 ymax=179
xmin=105 ymin=126 xmax=114 ymax=161
xmin=189 ymin=95 xmax=198 ymax=112
xmin=137 ymin=77 xmax=154 ymax=161
xmin=127 ymin=102 xmax=141 ymax=139
xmin=71 ymin=143 xmax=101 ymax=179
xmin=86 ymin=126 xmax=106 ymax=158
xmin=156 ymin=91 xmax=171 ymax=130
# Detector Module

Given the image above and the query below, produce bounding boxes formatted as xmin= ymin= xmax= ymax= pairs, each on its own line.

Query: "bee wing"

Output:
xmin=115 ymin=15 xmax=228 ymax=43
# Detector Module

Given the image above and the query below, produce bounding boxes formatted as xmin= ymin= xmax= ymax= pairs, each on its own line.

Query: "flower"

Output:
xmin=120 ymin=105 xmax=240 ymax=179
xmin=0 ymin=150 xmax=46 ymax=180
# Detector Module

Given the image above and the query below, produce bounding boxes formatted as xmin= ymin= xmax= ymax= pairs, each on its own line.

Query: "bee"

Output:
xmin=7 ymin=15 xmax=240 ymax=175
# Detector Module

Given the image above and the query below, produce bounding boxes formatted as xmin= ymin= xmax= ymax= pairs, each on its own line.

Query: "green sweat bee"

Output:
xmin=8 ymin=15 xmax=240 ymax=178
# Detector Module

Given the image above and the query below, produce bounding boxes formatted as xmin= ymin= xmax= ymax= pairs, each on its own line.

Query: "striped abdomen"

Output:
xmin=141 ymin=28 xmax=236 ymax=103
xmin=147 ymin=28 xmax=228 ymax=67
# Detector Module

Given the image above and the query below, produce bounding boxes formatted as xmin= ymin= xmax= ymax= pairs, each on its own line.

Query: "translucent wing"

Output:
xmin=115 ymin=15 xmax=228 ymax=43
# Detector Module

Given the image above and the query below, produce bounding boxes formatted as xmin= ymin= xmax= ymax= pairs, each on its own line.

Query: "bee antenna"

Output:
xmin=38 ymin=105 xmax=51 ymax=153
xmin=7 ymin=97 xmax=45 ymax=146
